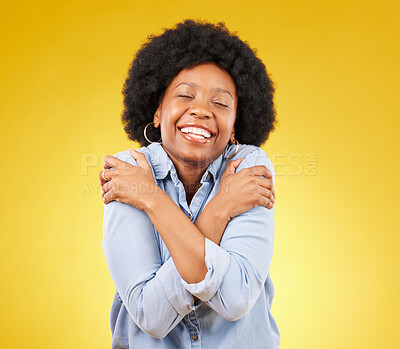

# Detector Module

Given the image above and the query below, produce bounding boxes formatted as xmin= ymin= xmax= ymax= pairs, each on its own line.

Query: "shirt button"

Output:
xmin=192 ymin=335 xmax=199 ymax=342
xmin=188 ymin=213 xmax=193 ymax=220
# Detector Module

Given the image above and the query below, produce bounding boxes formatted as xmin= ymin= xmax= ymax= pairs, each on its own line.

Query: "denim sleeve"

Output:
xmin=181 ymin=148 xmax=276 ymax=321
xmin=102 ymin=152 xmax=194 ymax=339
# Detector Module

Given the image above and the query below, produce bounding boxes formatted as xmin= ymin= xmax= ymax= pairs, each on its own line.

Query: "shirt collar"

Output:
xmin=146 ymin=142 xmax=223 ymax=182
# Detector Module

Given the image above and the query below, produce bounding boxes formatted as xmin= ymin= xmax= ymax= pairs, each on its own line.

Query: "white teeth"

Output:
xmin=187 ymin=134 xmax=205 ymax=139
xmin=180 ymin=127 xmax=211 ymax=138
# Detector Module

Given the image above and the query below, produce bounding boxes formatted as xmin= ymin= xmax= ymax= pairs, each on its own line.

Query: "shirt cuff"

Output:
xmin=180 ymin=238 xmax=231 ymax=302
xmin=155 ymin=257 xmax=195 ymax=317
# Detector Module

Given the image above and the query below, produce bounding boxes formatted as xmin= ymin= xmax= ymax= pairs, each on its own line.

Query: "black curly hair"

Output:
xmin=121 ymin=19 xmax=277 ymax=148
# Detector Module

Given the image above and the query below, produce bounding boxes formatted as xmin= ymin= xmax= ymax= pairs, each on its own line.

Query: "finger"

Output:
xmin=103 ymin=155 xmax=126 ymax=170
xmin=99 ymin=170 xmax=106 ymax=186
xmin=251 ymin=166 xmax=276 ymax=199
xmin=99 ymin=170 xmax=109 ymax=186
xmin=248 ymin=165 xmax=273 ymax=179
xmin=101 ymin=180 xmax=113 ymax=198
xmin=99 ymin=169 xmax=117 ymax=186
xmin=256 ymin=177 xmax=276 ymax=200
xmin=260 ymin=196 xmax=273 ymax=210
xmin=222 ymin=157 xmax=245 ymax=176
xmin=271 ymin=185 xmax=276 ymax=200
xmin=102 ymin=187 xmax=116 ymax=204
xmin=129 ymin=148 xmax=151 ymax=170
xmin=260 ymin=186 xmax=275 ymax=205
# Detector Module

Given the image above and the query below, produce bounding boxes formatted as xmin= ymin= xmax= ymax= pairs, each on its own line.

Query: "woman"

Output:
xmin=100 ymin=20 xmax=280 ymax=348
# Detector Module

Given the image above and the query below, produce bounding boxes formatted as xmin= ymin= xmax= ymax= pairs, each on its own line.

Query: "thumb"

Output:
xmin=129 ymin=148 xmax=151 ymax=170
xmin=223 ymin=157 xmax=245 ymax=176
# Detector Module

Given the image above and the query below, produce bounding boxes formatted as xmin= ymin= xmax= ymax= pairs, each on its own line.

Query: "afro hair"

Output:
xmin=121 ymin=19 xmax=277 ymax=147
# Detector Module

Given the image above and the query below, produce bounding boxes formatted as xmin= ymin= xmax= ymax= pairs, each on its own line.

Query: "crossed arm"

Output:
xmin=101 ymin=148 xmax=276 ymax=339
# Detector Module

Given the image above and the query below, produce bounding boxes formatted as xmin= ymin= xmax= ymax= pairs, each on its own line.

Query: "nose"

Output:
xmin=189 ymin=99 xmax=212 ymax=118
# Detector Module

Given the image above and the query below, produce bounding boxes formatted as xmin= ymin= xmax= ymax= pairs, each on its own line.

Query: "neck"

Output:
xmin=161 ymin=145 xmax=210 ymax=199
xmin=173 ymin=157 xmax=207 ymax=194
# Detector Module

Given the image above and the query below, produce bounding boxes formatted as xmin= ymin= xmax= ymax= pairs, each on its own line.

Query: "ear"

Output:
xmin=153 ymin=105 xmax=161 ymax=127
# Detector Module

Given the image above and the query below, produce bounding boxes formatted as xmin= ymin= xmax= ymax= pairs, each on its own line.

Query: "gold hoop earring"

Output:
xmin=223 ymin=139 xmax=239 ymax=160
xmin=144 ymin=122 xmax=162 ymax=144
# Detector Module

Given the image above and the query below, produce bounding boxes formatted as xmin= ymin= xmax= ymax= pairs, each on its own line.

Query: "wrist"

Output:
xmin=209 ymin=193 xmax=232 ymax=223
xmin=195 ymin=193 xmax=231 ymax=245
xmin=143 ymin=185 xmax=166 ymax=214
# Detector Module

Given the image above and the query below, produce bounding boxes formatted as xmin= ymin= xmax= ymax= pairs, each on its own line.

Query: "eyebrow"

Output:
xmin=175 ymin=82 xmax=234 ymax=100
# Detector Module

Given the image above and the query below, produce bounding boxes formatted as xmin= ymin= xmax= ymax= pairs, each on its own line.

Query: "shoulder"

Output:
xmin=223 ymin=143 xmax=275 ymax=184
xmin=112 ymin=147 xmax=151 ymax=167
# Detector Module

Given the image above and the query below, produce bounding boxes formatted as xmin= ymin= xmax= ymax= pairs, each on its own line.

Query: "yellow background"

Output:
xmin=1 ymin=0 xmax=399 ymax=348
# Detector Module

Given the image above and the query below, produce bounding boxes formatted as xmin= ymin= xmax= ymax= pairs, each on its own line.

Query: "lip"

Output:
xmin=177 ymin=123 xmax=216 ymax=144
xmin=177 ymin=123 xmax=216 ymax=137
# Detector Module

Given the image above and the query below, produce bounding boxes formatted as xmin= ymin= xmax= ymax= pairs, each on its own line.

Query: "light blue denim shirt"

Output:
xmin=102 ymin=142 xmax=280 ymax=348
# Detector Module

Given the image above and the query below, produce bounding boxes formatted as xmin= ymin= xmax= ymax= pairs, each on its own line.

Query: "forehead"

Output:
xmin=168 ymin=63 xmax=237 ymax=94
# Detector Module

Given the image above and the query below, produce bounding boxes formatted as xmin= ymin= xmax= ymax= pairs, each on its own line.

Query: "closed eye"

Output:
xmin=178 ymin=95 xmax=193 ymax=99
xmin=215 ymin=102 xmax=229 ymax=108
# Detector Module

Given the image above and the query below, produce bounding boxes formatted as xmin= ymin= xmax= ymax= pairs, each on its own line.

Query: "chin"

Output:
xmin=178 ymin=148 xmax=217 ymax=164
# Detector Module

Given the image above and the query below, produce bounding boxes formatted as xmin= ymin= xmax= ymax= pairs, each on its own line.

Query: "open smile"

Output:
xmin=177 ymin=126 xmax=216 ymax=144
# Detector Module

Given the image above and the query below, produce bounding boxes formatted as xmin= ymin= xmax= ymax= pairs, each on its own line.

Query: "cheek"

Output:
xmin=218 ymin=114 xmax=236 ymax=134
xmin=159 ymin=111 xmax=181 ymax=140
xmin=161 ymin=103 xmax=186 ymax=124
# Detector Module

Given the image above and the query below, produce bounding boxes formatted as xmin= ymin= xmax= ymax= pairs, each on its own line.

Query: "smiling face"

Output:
xmin=153 ymin=62 xmax=237 ymax=168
